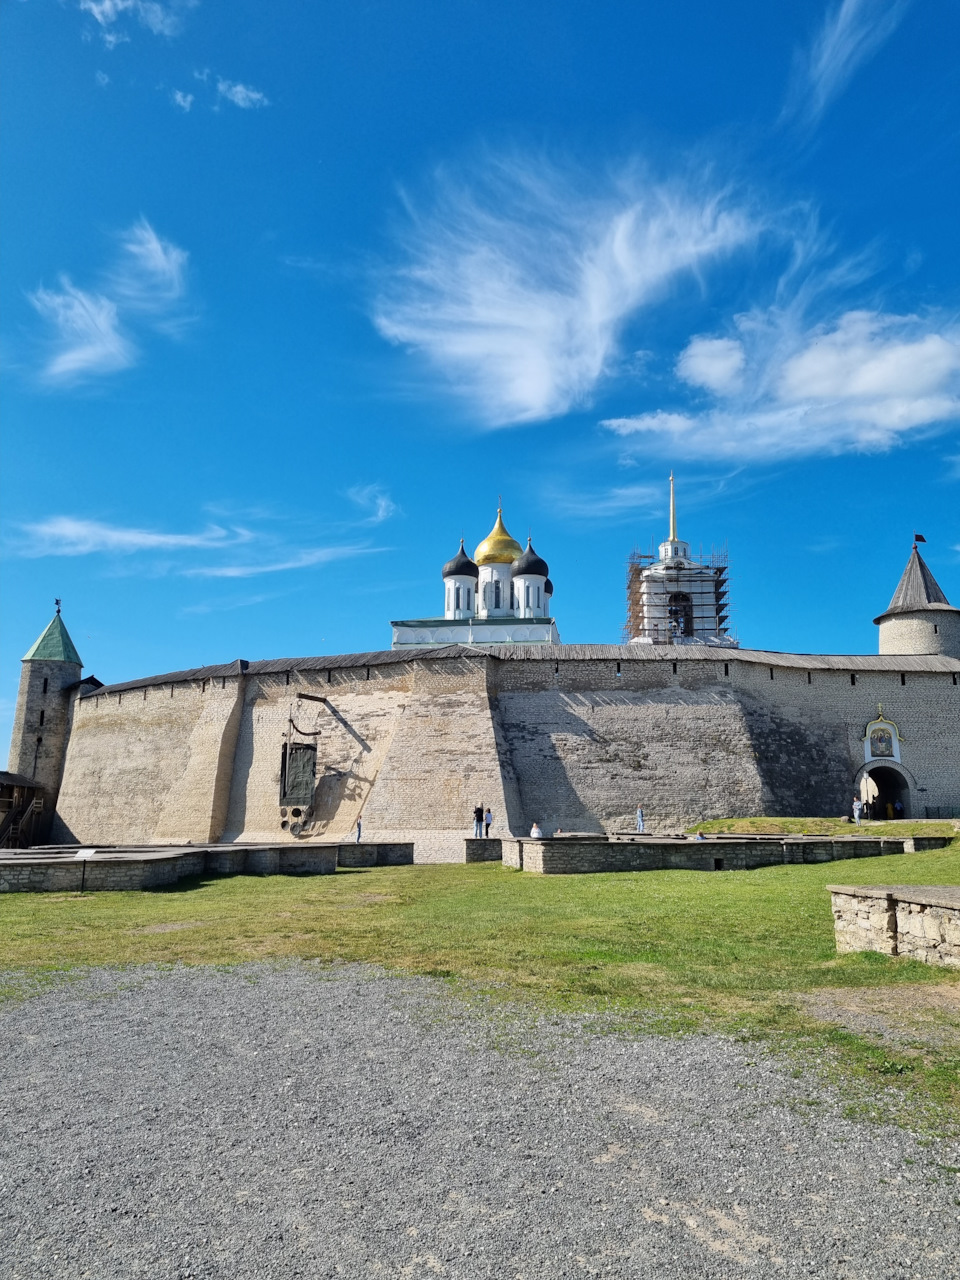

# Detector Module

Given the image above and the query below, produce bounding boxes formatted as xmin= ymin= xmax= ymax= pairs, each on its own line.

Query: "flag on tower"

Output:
xmin=914 ymin=532 xmax=926 ymax=543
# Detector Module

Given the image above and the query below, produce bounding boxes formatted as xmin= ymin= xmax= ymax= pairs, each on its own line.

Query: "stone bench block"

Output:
xmin=464 ymin=838 xmax=503 ymax=863
xmin=277 ymin=846 xmax=338 ymax=875
xmin=337 ymin=842 xmax=414 ymax=868
xmin=246 ymin=847 xmax=281 ymax=875
xmin=205 ymin=848 xmax=249 ymax=876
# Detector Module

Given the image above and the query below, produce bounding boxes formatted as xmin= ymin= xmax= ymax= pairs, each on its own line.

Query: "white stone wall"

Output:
xmin=46 ymin=649 xmax=960 ymax=854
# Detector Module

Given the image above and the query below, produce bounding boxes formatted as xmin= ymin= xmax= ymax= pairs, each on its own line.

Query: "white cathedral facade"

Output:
xmin=391 ymin=508 xmax=561 ymax=648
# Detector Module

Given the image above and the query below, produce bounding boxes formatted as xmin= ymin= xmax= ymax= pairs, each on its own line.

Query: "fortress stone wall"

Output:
xmin=46 ymin=645 xmax=960 ymax=860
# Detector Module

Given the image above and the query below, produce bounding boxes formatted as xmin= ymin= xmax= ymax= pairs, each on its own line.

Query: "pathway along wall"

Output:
xmin=49 ymin=648 xmax=960 ymax=856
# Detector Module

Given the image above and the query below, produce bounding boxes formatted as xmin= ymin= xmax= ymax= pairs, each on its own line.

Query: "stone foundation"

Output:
xmin=336 ymin=842 xmax=415 ymax=868
xmin=498 ymin=834 xmax=948 ymax=875
xmin=0 ymin=842 xmax=342 ymax=892
xmin=828 ymin=884 xmax=960 ymax=967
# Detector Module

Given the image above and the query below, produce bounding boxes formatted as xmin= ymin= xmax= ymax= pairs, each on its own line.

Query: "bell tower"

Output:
xmin=7 ymin=603 xmax=83 ymax=838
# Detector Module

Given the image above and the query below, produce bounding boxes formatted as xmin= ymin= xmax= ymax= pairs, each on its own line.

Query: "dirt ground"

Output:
xmin=795 ymin=982 xmax=960 ymax=1052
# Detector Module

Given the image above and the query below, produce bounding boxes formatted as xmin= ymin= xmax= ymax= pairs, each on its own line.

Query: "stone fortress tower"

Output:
xmin=625 ymin=475 xmax=735 ymax=647
xmin=874 ymin=537 xmax=960 ymax=659
xmin=5 ymin=604 xmax=100 ymax=842
xmin=391 ymin=506 xmax=560 ymax=648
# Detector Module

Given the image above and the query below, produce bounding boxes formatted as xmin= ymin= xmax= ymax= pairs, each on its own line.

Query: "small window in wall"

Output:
xmin=807 ymin=671 xmax=812 ymax=684
xmin=525 ymin=584 xmax=531 ymax=608
xmin=934 ymin=624 xmax=939 ymax=634
xmin=616 ymin=661 xmax=621 ymax=677
xmin=724 ymin=662 xmax=729 ymax=677
xmin=537 ymin=586 xmax=541 ymax=606
xmin=466 ymin=587 xmax=472 ymax=609
xmin=769 ymin=667 xmax=774 ymax=680
xmin=39 ymin=710 xmax=45 ymax=726
xmin=850 ymin=673 xmax=856 ymax=686
xmin=42 ymin=677 xmax=48 ymax=695
xmin=455 ymin=584 xmax=462 ymax=610
xmin=900 ymin=673 xmax=906 ymax=686
xmin=672 ymin=661 xmax=678 ymax=675
xmin=281 ymin=742 xmax=317 ymax=805
xmin=494 ymin=580 xmax=501 ymax=609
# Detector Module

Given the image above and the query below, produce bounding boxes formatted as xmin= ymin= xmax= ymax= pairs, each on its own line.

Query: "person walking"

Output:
xmin=484 ymin=807 xmax=493 ymax=837
xmin=473 ymin=804 xmax=484 ymax=838
xmin=893 ymin=799 xmax=905 ymax=820
xmin=636 ymin=804 xmax=645 ymax=834
xmin=355 ymin=813 xmax=363 ymax=842
xmin=852 ymin=797 xmax=862 ymax=827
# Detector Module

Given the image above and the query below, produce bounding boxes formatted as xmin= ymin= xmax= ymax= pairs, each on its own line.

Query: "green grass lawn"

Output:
xmin=2 ymin=840 xmax=958 ymax=1123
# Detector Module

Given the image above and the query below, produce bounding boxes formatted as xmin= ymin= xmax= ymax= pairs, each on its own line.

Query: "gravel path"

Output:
xmin=1 ymin=962 xmax=958 ymax=1279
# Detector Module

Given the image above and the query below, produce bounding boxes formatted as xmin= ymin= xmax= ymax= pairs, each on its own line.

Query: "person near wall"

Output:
xmin=356 ymin=814 xmax=363 ymax=843
xmin=473 ymin=804 xmax=484 ymax=838
xmin=893 ymin=799 xmax=905 ymax=819
xmin=530 ymin=822 xmax=543 ymax=838
xmin=852 ymin=797 xmax=862 ymax=827
xmin=636 ymin=804 xmax=645 ymax=834
xmin=484 ymin=807 xmax=493 ymax=837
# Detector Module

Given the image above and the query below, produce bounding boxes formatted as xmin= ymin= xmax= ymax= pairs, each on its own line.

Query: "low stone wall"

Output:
xmin=0 ymin=841 xmax=340 ymax=892
xmin=500 ymin=834 xmax=949 ymax=875
xmin=337 ymin=842 xmax=415 ymax=869
xmin=829 ymin=884 xmax=960 ymax=967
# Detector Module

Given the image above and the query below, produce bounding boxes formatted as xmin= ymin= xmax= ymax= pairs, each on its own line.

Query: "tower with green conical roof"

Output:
xmin=7 ymin=605 xmax=84 ymax=840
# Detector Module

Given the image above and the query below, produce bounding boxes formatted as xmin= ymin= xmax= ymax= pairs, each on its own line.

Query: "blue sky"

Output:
xmin=2 ymin=0 xmax=959 ymax=740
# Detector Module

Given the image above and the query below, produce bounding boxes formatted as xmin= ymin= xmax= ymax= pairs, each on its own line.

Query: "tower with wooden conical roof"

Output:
xmin=874 ymin=542 xmax=960 ymax=658
xmin=7 ymin=605 xmax=85 ymax=839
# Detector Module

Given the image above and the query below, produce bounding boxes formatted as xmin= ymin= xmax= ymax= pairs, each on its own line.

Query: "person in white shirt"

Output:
xmin=530 ymin=822 xmax=543 ymax=838
xmin=636 ymin=805 xmax=645 ymax=833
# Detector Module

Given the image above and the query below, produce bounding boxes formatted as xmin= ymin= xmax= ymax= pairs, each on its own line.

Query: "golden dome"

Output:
xmin=474 ymin=508 xmax=523 ymax=565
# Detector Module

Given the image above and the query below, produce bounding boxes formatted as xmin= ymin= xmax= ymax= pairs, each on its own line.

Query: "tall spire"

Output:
xmin=668 ymin=472 xmax=678 ymax=541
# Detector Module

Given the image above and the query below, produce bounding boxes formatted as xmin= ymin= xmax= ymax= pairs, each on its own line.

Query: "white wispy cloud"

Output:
xmin=171 ymin=89 xmax=193 ymax=111
xmin=28 ymin=283 xmax=135 ymax=380
xmin=180 ymin=592 xmax=279 ymax=615
xmin=603 ymin=308 xmax=960 ymax=460
xmin=216 ymin=78 xmax=269 ymax=109
xmin=19 ymin=517 xmax=251 ymax=556
xmin=550 ymin=483 xmax=664 ymax=520
xmin=374 ymin=155 xmax=759 ymax=425
xmin=95 ymin=70 xmax=110 ymax=87
xmin=27 ymin=219 xmax=190 ymax=383
xmin=79 ymin=0 xmax=194 ymax=42
xmin=784 ymin=0 xmax=908 ymax=128
xmin=347 ymin=484 xmax=399 ymax=524
xmin=183 ymin=547 xmax=376 ymax=578
xmin=106 ymin=219 xmax=188 ymax=313
xmin=676 ymin=337 xmax=745 ymax=395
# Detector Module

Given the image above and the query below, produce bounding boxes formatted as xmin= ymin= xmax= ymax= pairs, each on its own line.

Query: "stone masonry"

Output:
xmin=828 ymin=884 xmax=960 ymax=967
xmin=36 ymin=645 xmax=960 ymax=859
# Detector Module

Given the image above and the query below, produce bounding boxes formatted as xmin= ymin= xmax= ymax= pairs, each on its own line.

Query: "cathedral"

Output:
xmin=391 ymin=507 xmax=560 ymax=648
